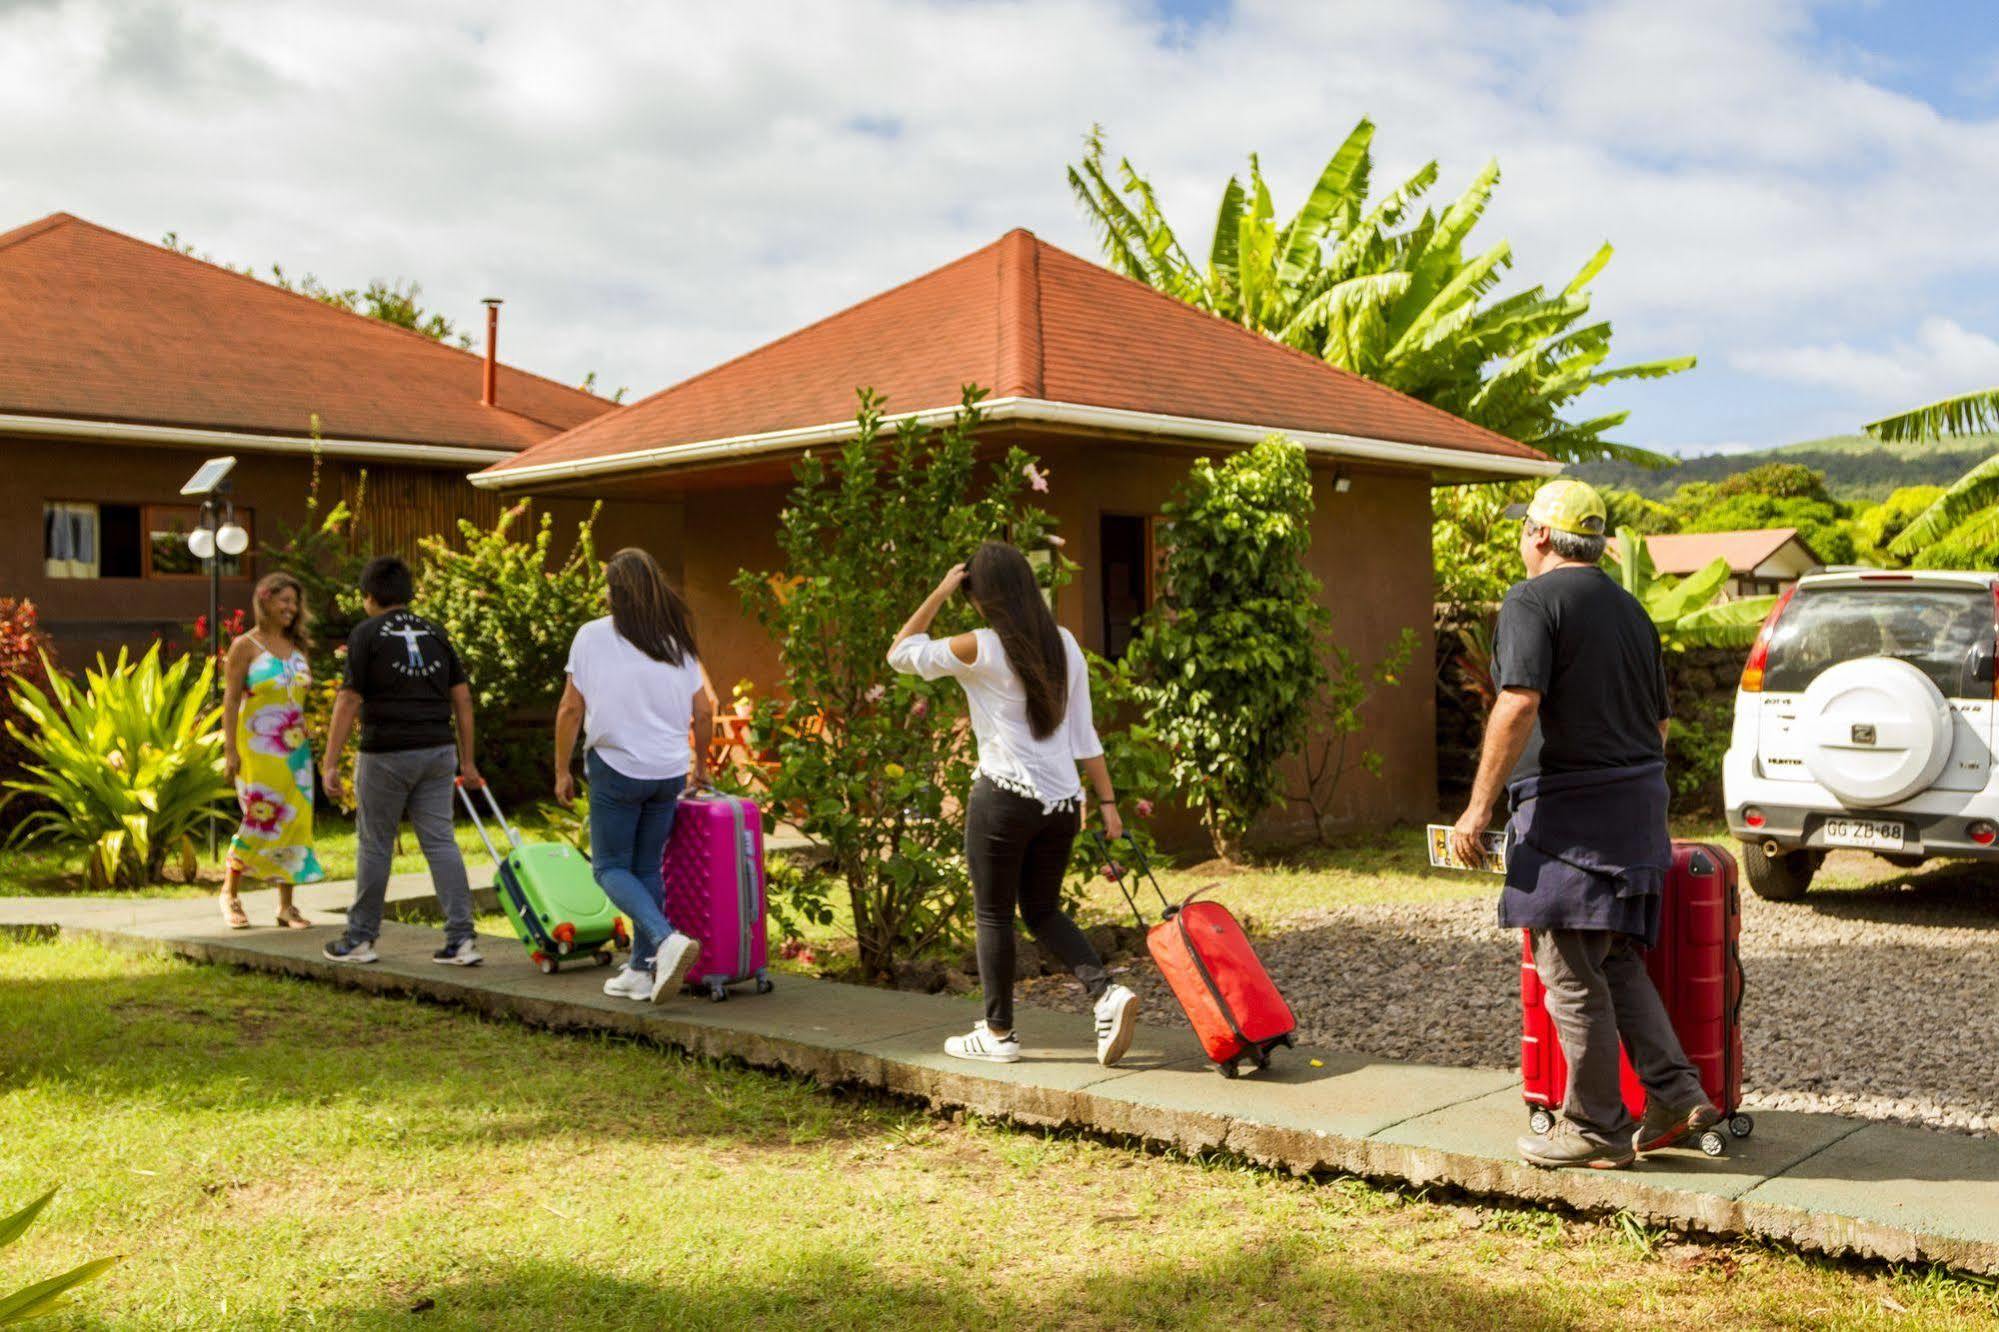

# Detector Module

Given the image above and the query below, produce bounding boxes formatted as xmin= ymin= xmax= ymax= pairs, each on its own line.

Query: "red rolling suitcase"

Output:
xmin=1094 ymin=834 xmax=1297 ymax=1079
xmin=1520 ymin=840 xmax=1752 ymax=1156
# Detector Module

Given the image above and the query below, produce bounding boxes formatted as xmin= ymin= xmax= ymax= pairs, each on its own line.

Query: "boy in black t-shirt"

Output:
xmin=319 ymin=556 xmax=484 ymax=966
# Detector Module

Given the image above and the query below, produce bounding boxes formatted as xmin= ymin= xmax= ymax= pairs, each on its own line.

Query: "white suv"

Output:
xmin=1723 ymin=569 xmax=1999 ymax=901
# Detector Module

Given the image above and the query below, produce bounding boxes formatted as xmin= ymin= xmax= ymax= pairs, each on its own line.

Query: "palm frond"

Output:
xmin=1867 ymin=387 xmax=1999 ymax=443
xmin=1890 ymin=450 xmax=1999 ymax=555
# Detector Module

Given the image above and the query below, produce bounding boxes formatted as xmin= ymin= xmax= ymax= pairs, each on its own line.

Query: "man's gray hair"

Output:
xmin=1534 ymin=522 xmax=1606 ymax=564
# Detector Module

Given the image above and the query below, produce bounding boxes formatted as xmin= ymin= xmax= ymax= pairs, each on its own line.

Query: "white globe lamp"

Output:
xmin=215 ymin=522 xmax=250 ymax=557
xmin=186 ymin=526 xmax=216 ymax=560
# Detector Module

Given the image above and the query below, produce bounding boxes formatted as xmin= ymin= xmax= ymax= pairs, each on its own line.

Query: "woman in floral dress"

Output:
xmin=219 ymin=572 xmax=325 ymax=928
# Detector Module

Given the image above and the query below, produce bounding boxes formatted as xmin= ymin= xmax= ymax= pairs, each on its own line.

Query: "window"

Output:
xmin=1100 ymin=513 xmax=1160 ymax=660
xmin=1762 ymin=586 xmax=1994 ymax=698
xmin=42 ymin=502 xmax=142 ymax=579
xmin=145 ymin=505 xmax=253 ymax=579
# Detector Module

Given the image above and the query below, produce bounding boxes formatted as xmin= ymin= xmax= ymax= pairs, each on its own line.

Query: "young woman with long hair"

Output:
xmin=888 ymin=540 xmax=1138 ymax=1066
xmin=219 ymin=571 xmax=326 ymax=928
xmin=555 ymin=548 xmax=715 ymax=1003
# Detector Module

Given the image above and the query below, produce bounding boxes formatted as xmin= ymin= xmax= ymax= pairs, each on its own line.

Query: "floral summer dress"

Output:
xmin=228 ymin=640 xmax=326 ymax=885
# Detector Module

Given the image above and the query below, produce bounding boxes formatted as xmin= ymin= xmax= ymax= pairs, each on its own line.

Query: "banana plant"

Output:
xmin=1866 ymin=385 xmax=1999 ymax=567
xmin=1609 ymin=526 xmax=1777 ymax=650
xmin=2 ymin=645 xmax=230 ymax=889
xmin=1068 ymin=120 xmax=1693 ymax=465
xmin=0 ymin=1188 xmax=116 ymax=1325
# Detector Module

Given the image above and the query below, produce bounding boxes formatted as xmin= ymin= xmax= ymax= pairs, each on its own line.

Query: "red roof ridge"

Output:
xmin=994 ymin=229 xmax=1044 ymax=399
xmin=1029 ymin=236 xmax=1543 ymax=460
xmin=0 ymin=211 xmax=80 ymax=255
xmin=17 ymin=211 xmax=605 ymax=420
xmin=602 ymin=232 xmax=1018 ymax=422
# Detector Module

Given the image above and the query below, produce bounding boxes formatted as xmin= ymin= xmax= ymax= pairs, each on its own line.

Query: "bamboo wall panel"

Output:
xmin=337 ymin=464 xmax=502 ymax=555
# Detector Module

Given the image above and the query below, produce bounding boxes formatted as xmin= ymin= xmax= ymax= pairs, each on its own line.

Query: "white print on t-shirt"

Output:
xmin=383 ymin=615 xmax=445 ymax=678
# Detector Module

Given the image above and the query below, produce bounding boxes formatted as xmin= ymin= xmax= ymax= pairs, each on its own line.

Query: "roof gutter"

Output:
xmin=471 ymin=396 xmax=1560 ymax=491
xmin=0 ymin=412 xmax=515 ymax=468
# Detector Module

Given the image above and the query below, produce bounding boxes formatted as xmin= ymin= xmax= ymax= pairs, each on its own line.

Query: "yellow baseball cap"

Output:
xmin=1506 ymin=479 xmax=1607 ymax=536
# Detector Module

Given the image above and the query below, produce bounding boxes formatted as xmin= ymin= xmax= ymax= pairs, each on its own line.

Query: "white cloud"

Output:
xmin=1734 ymin=318 xmax=1999 ymax=410
xmin=0 ymin=0 xmax=1996 ymax=451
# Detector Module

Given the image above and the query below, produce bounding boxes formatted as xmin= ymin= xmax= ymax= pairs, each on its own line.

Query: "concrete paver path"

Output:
xmin=5 ymin=879 xmax=1996 ymax=1276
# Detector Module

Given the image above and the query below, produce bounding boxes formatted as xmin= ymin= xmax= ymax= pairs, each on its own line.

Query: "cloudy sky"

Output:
xmin=3 ymin=0 xmax=1996 ymax=456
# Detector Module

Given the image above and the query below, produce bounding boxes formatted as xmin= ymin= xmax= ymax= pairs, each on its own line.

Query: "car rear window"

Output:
xmin=1762 ymin=585 xmax=1996 ymax=697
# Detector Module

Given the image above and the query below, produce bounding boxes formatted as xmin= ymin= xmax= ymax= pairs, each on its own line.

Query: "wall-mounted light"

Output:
xmin=1333 ymin=465 xmax=1353 ymax=494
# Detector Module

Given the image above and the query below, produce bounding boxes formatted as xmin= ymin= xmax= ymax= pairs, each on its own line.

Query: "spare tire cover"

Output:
xmin=1798 ymin=657 xmax=1953 ymax=807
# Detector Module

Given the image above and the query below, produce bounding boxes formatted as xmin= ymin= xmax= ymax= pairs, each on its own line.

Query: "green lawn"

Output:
xmin=2 ymin=935 xmax=1994 ymax=1330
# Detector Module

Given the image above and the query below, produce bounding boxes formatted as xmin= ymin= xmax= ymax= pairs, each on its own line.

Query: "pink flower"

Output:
xmin=237 ymin=784 xmax=295 ymax=837
xmin=1022 ymin=462 xmax=1048 ymax=493
xmin=864 ymin=683 xmax=886 ymax=704
xmin=247 ymin=703 xmax=307 ymax=757
xmin=909 ymin=698 xmax=929 ymax=720
xmin=1136 ymin=798 xmax=1154 ymax=819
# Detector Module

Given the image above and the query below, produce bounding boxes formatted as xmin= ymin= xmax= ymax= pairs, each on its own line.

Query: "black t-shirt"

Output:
xmin=1493 ymin=565 xmax=1669 ymax=780
xmin=340 ymin=608 xmax=467 ymax=754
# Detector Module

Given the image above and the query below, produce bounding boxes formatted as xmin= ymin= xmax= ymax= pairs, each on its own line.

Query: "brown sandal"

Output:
xmin=275 ymin=904 xmax=312 ymax=930
xmin=221 ymin=895 xmax=250 ymax=930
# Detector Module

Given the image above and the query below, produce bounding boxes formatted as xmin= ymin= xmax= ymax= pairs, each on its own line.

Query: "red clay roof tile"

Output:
xmin=0 ymin=212 xmax=610 ymax=451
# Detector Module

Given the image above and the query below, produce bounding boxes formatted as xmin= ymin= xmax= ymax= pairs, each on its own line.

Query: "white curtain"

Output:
xmin=43 ymin=502 xmax=98 ymax=579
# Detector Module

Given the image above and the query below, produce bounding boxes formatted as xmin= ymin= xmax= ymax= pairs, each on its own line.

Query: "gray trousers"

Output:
xmin=1532 ymin=929 xmax=1708 ymax=1142
xmin=346 ymin=744 xmax=474 ymax=946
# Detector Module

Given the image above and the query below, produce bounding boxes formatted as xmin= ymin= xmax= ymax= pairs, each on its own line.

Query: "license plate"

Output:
xmin=1821 ymin=818 xmax=1905 ymax=851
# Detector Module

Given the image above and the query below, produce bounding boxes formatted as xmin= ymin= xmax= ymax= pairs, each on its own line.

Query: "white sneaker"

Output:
xmin=1094 ymin=984 xmax=1139 ymax=1067
xmin=602 ymin=967 xmax=652 ymax=1001
xmin=650 ymin=933 xmax=701 ymax=1003
xmin=944 ymin=1021 xmax=1021 ymax=1063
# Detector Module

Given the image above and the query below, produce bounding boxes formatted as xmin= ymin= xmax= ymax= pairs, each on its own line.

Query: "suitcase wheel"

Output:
xmin=707 ymin=980 xmax=730 ymax=1003
xmin=1251 ymin=1047 xmax=1271 ymax=1072
xmin=1217 ymin=1059 xmax=1239 ymax=1080
xmin=593 ymin=950 xmax=614 ymax=968
xmin=532 ymin=951 xmax=557 ymax=976
xmin=1698 ymin=1129 xmax=1728 ymax=1158
xmin=1279 ymin=1033 xmax=1296 ymax=1049
xmin=612 ymin=919 xmax=631 ymax=949
xmin=1527 ymin=1106 xmax=1555 ymax=1137
xmin=753 ymin=974 xmax=774 ymax=995
xmin=1728 ymin=1113 xmax=1754 ymax=1139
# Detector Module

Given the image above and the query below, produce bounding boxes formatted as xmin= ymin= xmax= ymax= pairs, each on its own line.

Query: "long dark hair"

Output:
xmin=964 ymin=541 xmax=1066 ymax=740
xmin=605 ymin=548 xmax=698 ymax=666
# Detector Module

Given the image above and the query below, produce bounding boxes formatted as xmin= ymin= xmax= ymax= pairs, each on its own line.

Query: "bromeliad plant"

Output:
xmin=2 ymin=645 xmax=231 ymax=890
xmin=736 ymin=387 xmax=1062 ymax=977
xmin=0 ymin=1188 xmax=116 ymax=1325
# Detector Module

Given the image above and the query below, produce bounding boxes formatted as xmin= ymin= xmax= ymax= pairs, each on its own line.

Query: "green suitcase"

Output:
xmin=458 ymin=780 xmax=627 ymax=973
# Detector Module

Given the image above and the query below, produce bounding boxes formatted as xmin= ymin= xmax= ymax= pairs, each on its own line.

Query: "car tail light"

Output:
xmin=1743 ymin=808 xmax=1766 ymax=829
xmin=1971 ymin=821 xmax=1997 ymax=847
xmin=1739 ymin=584 xmax=1798 ymax=693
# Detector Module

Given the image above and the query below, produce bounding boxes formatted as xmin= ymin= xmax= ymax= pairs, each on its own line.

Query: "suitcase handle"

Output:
xmin=1086 ymin=831 xmax=1172 ymax=929
xmin=455 ymin=776 xmax=522 ymax=868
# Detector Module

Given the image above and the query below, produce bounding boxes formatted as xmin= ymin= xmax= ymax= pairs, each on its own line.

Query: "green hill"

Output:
xmin=1572 ymin=433 xmax=1999 ymax=502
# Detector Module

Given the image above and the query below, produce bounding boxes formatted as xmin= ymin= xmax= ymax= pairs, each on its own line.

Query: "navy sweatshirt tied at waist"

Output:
xmin=1499 ymin=759 xmax=1672 ymax=948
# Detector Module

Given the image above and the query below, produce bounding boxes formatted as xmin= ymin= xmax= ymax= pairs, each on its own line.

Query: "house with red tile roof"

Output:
xmin=0 ymin=212 xmax=674 ymax=657
xmin=1609 ymin=528 xmax=1822 ymax=599
xmin=476 ymin=228 xmax=1558 ymax=829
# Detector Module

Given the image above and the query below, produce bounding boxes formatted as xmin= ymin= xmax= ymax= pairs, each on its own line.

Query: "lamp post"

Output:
xmin=180 ymin=457 xmax=244 ymax=858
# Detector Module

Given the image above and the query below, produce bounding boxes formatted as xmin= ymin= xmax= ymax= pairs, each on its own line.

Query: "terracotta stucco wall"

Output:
xmin=1 ymin=436 xmax=679 ymax=660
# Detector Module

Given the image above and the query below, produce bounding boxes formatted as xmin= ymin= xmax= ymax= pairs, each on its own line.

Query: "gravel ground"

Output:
xmin=1018 ymin=850 xmax=1999 ymax=1137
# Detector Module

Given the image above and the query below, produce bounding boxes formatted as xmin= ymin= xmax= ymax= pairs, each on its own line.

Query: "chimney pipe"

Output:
xmin=481 ymin=298 xmax=503 ymax=407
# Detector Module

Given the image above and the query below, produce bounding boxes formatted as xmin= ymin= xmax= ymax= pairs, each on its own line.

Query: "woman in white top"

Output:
xmin=554 ymin=548 xmax=713 ymax=1004
xmin=888 ymin=541 xmax=1139 ymax=1068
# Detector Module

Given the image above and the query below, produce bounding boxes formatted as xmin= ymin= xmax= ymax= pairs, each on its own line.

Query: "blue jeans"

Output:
xmin=586 ymin=750 xmax=685 ymax=972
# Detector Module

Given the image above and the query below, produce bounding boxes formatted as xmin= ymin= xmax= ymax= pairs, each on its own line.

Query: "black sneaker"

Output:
xmin=433 ymin=938 xmax=484 ymax=967
xmin=323 ymin=937 xmax=378 ymax=965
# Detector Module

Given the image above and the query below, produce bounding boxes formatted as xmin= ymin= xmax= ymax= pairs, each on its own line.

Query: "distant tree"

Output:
xmin=161 ymin=232 xmax=471 ymax=347
xmin=1714 ymin=462 xmax=1827 ymax=501
xmin=1678 ymin=493 xmax=1856 ymax=565
xmin=1852 ymin=486 xmax=1945 ymax=566
xmin=1069 ymin=121 xmax=1693 ymax=466
xmin=1602 ymin=487 xmax=1677 ymax=535
xmin=1433 ymin=480 xmax=1533 ymax=609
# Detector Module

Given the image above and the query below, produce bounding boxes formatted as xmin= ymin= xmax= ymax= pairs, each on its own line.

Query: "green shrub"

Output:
xmin=735 ymin=387 xmax=1060 ymax=976
xmin=3 ymin=646 xmax=230 ymax=890
xmin=417 ymin=500 xmax=605 ymax=720
xmin=1125 ymin=436 xmax=1329 ymax=858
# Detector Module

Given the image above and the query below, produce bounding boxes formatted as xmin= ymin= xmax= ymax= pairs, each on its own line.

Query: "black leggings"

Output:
xmin=964 ymin=776 xmax=1109 ymax=1032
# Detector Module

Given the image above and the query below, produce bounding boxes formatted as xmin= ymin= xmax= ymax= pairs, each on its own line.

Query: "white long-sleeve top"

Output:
xmin=887 ymin=626 xmax=1103 ymax=809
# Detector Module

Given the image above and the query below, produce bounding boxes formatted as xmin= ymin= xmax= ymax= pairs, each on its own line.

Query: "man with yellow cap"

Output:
xmin=1448 ymin=478 xmax=1719 ymax=1170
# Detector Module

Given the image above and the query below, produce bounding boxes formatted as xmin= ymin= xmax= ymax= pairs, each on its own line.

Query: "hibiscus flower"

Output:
xmin=248 ymin=703 xmax=308 ymax=757
xmin=238 ymin=784 xmax=295 ymax=838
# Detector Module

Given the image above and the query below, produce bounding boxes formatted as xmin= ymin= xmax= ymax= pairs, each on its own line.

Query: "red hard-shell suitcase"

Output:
xmin=1094 ymin=834 xmax=1297 ymax=1078
xmin=1520 ymin=840 xmax=1752 ymax=1156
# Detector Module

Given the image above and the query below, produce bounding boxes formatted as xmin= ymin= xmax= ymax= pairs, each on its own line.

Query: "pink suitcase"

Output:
xmin=660 ymin=791 xmax=773 ymax=1002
